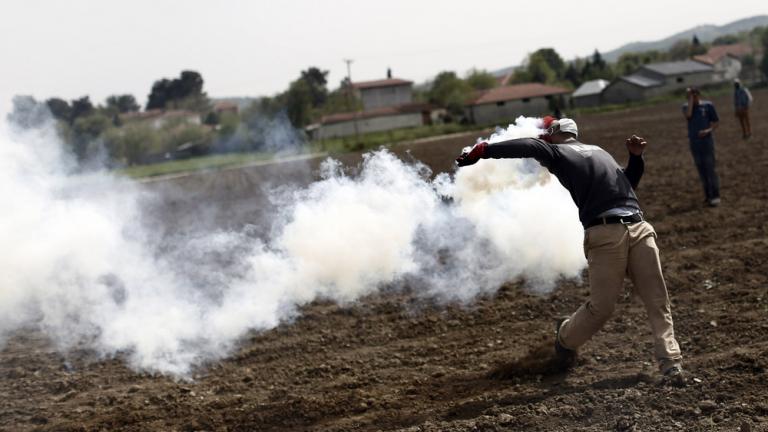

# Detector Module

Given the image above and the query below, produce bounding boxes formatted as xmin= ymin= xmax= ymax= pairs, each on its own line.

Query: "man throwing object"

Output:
xmin=456 ymin=118 xmax=683 ymax=380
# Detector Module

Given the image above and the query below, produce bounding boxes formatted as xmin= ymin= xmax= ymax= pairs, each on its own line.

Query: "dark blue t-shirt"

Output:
xmin=682 ymin=101 xmax=719 ymax=142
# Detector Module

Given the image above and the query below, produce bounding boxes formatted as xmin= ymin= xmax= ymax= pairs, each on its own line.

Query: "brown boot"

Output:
xmin=554 ymin=317 xmax=577 ymax=370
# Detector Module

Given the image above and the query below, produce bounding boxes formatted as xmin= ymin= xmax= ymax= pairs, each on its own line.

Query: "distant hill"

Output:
xmin=491 ymin=14 xmax=768 ymax=77
xmin=601 ymin=15 xmax=768 ymax=62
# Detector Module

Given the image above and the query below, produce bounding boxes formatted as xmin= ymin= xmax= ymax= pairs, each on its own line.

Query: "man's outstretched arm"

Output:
xmin=456 ymin=137 xmax=557 ymax=167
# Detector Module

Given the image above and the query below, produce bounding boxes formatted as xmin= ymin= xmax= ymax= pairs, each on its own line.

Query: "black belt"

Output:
xmin=585 ymin=213 xmax=643 ymax=229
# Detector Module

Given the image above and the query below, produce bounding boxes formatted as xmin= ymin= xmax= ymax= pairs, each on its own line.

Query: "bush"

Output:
xmin=104 ymin=124 xmax=159 ymax=166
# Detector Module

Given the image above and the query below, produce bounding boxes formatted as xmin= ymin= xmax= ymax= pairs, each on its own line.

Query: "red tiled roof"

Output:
xmin=320 ymin=103 xmax=430 ymax=125
xmin=213 ymin=101 xmax=239 ymax=112
xmin=693 ymin=43 xmax=753 ymax=65
xmin=467 ymin=83 xmax=570 ymax=106
xmin=351 ymin=78 xmax=413 ymax=90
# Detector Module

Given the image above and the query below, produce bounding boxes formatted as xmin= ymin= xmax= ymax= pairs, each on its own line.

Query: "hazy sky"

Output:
xmin=1 ymin=0 xmax=765 ymax=114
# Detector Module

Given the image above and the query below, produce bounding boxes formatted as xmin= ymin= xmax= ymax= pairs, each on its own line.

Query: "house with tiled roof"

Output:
xmin=693 ymin=43 xmax=752 ymax=81
xmin=310 ymin=71 xmax=437 ymax=140
xmin=464 ymin=83 xmax=570 ymax=126
xmin=352 ymin=77 xmax=414 ymax=112
xmin=602 ymin=60 xmax=715 ymax=104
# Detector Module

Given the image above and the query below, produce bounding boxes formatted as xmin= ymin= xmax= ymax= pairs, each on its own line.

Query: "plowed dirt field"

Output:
xmin=2 ymin=89 xmax=767 ymax=431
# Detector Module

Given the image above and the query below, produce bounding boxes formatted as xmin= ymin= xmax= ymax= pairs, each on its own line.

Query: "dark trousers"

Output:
xmin=689 ymin=138 xmax=720 ymax=201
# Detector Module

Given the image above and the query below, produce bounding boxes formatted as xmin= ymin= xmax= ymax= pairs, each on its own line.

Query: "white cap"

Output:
xmin=557 ymin=118 xmax=578 ymax=137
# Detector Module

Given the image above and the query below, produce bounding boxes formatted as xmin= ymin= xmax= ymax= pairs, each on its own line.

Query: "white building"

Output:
xmin=311 ymin=74 xmax=437 ymax=140
xmin=693 ymin=43 xmax=751 ymax=82
xmin=312 ymin=103 xmax=433 ymax=140
xmin=353 ymin=78 xmax=414 ymax=111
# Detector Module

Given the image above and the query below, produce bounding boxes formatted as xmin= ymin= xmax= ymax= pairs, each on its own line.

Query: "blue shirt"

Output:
xmin=734 ymin=87 xmax=751 ymax=109
xmin=682 ymin=101 xmax=719 ymax=142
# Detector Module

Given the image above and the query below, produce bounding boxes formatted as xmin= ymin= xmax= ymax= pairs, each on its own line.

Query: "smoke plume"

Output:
xmin=0 ymin=115 xmax=585 ymax=376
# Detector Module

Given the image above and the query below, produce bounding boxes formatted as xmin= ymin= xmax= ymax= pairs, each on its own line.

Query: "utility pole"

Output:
xmin=344 ymin=58 xmax=360 ymax=142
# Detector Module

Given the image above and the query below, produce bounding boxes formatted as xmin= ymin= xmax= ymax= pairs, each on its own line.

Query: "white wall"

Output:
xmin=713 ymin=57 xmax=742 ymax=81
xmin=360 ymin=85 xmax=413 ymax=111
xmin=317 ymin=112 xmax=423 ymax=139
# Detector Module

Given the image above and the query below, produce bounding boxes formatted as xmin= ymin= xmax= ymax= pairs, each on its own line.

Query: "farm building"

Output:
xmin=464 ymin=83 xmax=570 ymax=126
xmin=571 ymin=79 xmax=610 ymax=108
xmin=602 ymin=60 xmax=715 ymax=104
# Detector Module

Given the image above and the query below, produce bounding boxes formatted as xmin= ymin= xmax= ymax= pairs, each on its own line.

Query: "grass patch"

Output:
xmin=118 ymin=151 xmax=282 ymax=178
xmin=310 ymin=123 xmax=487 ymax=154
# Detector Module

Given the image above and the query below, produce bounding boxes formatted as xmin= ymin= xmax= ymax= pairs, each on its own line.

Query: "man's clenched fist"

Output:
xmin=625 ymin=135 xmax=647 ymax=156
xmin=455 ymin=142 xmax=487 ymax=167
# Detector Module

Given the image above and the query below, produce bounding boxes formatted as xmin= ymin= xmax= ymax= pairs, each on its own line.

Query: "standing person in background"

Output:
xmin=683 ymin=87 xmax=721 ymax=207
xmin=734 ymin=79 xmax=753 ymax=139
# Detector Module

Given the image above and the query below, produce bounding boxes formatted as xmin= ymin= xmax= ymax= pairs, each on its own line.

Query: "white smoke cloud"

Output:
xmin=0 ymin=115 xmax=585 ymax=376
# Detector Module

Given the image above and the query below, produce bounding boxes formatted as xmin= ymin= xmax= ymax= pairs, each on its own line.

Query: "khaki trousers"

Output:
xmin=558 ymin=221 xmax=682 ymax=369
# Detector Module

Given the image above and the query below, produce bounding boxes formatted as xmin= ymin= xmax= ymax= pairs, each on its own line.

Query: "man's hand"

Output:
xmin=625 ymin=135 xmax=647 ymax=156
xmin=538 ymin=116 xmax=557 ymax=143
xmin=456 ymin=142 xmax=487 ymax=167
xmin=697 ymin=128 xmax=711 ymax=138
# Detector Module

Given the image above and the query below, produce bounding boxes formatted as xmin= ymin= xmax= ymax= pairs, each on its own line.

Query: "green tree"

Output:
xmin=300 ymin=67 xmax=329 ymax=108
xmin=712 ymin=34 xmax=740 ymax=46
xmin=284 ymin=79 xmax=313 ymax=127
xmin=320 ymin=87 xmax=362 ymax=115
xmin=105 ymin=94 xmax=140 ymax=114
xmin=527 ymin=55 xmax=557 ymax=83
xmin=46 ymin=98 xmax=72 ymax=123
xmin=71 ymin=113 xmax=111 ymax=161
xmin=581 ymin=50 xmax=614 ymax=81
xmin=513 ymin=48 xmax=567 ymax=84
xmin=531 ymin=48 xmax=566 ymax=79
xmin=591 ymin=50 xmax=607 ymax=71
xmin=70 ymin=96 xmax=94 ymax=122
xmin=427 ymin=71 xmax=471 ymax=115
xmin=216 ymin=111 xmax=241 ymax=137
xmin=146 ymin=70 xmax=208 ymax=111
xmin=668 ymin=39 xmax=693 ymax=60
xmin=465 ymin=69 xmax=496 ymax=90
xmin=163 ymin=123 xmax=212 ymax=154
xmin=615 ymin=50 xmax=664 ymax=76
xmin=690 ymin=34 xmax=707 ymax=55
xmin=104 ymin=125 xmax=158 ymax=165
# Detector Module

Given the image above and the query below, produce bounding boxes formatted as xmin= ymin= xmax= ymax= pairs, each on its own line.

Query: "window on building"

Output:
xmin=676 ymin=77 xmax=684 ymax=83
xmin=496 ymin=101 xmax=505 ymax=107
xmin=522 ymin=98 xmax=530 ymax=103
